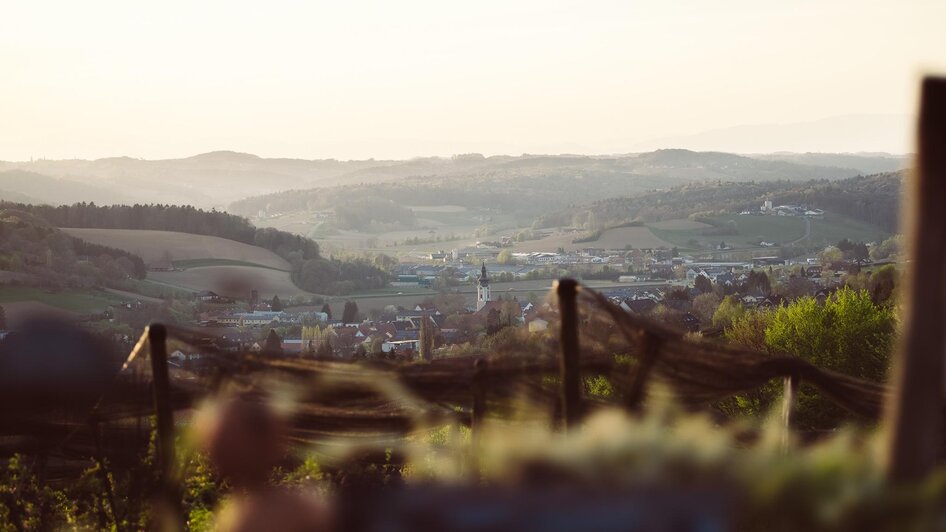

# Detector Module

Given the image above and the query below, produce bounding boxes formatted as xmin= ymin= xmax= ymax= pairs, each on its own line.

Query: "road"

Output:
xmin=789 ymin=216 xmax=812 ymax=246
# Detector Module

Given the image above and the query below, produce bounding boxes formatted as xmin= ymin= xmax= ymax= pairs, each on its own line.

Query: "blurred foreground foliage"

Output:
xmin=6 ymin=402 xmax=942 ymax=531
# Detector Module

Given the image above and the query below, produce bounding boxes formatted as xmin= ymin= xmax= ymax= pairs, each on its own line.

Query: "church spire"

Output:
xmin=476 ymin=262 xmax=491 ymax=310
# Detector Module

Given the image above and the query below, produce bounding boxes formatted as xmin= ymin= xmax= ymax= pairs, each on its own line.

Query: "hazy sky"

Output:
xmin=2 ymin=0 xmax=944 ymax=160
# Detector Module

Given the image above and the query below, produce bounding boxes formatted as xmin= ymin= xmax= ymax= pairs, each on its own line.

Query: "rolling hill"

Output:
xmin=57 ymin=228 xmax=312 ymax=298
xmin=536 ymin=172 xmax=903 ymax=235
xmin=60 ymin=228 xmax=292 ymax=270
xmin=228 ymin=150 xmax=907 ymax=225
xmin=0 ymin=170 xmax=129 ymax=205
xmin=0 ymin=150 xmax=909 ymax=210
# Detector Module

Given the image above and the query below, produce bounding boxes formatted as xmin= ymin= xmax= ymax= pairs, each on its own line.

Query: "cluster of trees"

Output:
xmin=769 ymin=173 xmax=901 ymax=233
xmin=3 ymin=202 xmax=390 ymax=296
xmin=340 ymin=301 xmax=360 ymax=323
xmin=4 ymin=202 xmax=321 ymax=262
xmin=534 ymin=172 xmax=902 ymax=233
xmin=334 ymin=197 xmax=416 ymax=231
xmin=296 ymin=258 xmax=387 ymax=295
xmin=721 ymin=287 xmax=896 ymax=429
xmin=869 ymin=235 xmax=901 ymax=260
xmin=0 ymin=209 xmax=146 ymax=290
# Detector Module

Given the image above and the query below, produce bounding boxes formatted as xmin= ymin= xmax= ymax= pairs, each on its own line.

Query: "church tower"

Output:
xmin=476 ymin=262 xmax=491 ymax=311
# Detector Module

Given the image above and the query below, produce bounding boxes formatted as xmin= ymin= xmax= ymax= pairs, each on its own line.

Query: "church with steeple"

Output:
xmin=476 ymin=262 xmax=491 ymax=311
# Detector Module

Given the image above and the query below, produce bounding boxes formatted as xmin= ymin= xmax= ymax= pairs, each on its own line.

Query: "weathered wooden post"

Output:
xmin=884 ymin=77 xmax=946 ymax=483
xmin=471 ymin=358 xmax=487 ymax=474
xmin=148 ymin=323 xmax=185 ymax=530
xmin=781 ymin=374 xmax=800 ymax=449
xmin=557 ymin=278 xmax=582 ymax=430
xmin=625 ymin=330 xmax=661 ymax=412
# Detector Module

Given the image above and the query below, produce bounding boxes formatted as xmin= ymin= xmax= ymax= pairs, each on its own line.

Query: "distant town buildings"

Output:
xmin=744 ymin=200 xmax=824 ymax=217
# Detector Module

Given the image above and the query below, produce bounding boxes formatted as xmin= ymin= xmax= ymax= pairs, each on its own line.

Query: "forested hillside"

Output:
xmin=7 ymin=203 xmax=319 ymax=261
xmin=228 ymin=150 xmax=905 ymax=226
xmin=0 ymin=209 xmax=146 ymax=290
xmin=0 ymin=202 xmax=387 ymax=295
xmin=534 ymin=171 xmax=902 ymax=232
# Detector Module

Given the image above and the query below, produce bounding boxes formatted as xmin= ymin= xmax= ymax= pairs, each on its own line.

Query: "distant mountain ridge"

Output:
xmin=0 ymin=149 xmax=910 ymax=210
xmin=227 ymin=150 xmax=909 ymax=222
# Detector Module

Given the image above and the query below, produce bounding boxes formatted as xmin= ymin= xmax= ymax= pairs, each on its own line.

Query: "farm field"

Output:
xmin=172 ymin=258 xmax=289 ymax=271
xmin=0 ymin=286 xmax=133 ymax=325
xmin=253 ymin=206 xmax=518 ymax=253
xmin=512 ymin=226 xmax=675 ymax=253
xmin=648 ymin=213 xmax=890 ymax=251
xmin=61 ymin=228 xmax=291 ymax=270
xmin=647 ymin=219 xmax=712 ymax=231
xmin=148 ymin=265 xmax=310 ymax=300
xmin=592 ymin=226 xmax=677 ymax=249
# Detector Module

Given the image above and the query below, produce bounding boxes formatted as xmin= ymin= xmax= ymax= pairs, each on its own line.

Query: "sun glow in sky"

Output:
xmin=2 ymin=0 xmax=944 ymax=160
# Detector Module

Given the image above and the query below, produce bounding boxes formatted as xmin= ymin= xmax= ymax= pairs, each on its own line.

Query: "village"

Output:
xmin=157 ymin=231 xmax=892 ymax=369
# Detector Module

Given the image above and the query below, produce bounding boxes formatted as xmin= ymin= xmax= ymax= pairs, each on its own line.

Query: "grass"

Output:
xmin=0 ymin=286 xmax=131 ymax=313
xmin=125 ymin=278 xmax=197 ymax=299
xmin=348 ymin=286 xmax=437 ymax=297
xmin=148 ymin=265 xmax=307 ymax=299
xmin=172 ymin=258 xmax=290 ymax=272
xmin=60 ymin=228 xmax=291 ymax=270
xmin=648 ymin=212 xmax=890 ymax=251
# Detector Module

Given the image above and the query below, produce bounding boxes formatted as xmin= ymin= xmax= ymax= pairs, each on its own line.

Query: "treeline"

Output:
xmin=3 ymin=202 xmax=320 ymax=262
xmin=0 ymin=202 xmax=388 ymax=296
xmin=767 ymin=173 xmax=901 ymax=233
xmin=0 ymin=209 xmax=146 ymax=290
xmin=534 ymin=172 xmax=903 ymax=232
xmin=228 ymin=150 xmax=895 ymax=224
xmin=72 ymin=238 xmax=147 ymax=279
xmin=334 ymin=197 xmax=416 ymax=231
xmin=228 ymin=170 xmax=679 ymax=221
xmin=296 ymin=257 xmax=387 ymax=295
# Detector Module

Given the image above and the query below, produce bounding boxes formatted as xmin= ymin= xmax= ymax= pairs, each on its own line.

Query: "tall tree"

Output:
xmin=318 ymin=340 xmax=334 ymax=358
xmin=321 ymin=303 xmax=332 ymax=320
xmin=0 ymin=305 xmax=6 ymax=330
xmin=694 ymin=274 xmax=713 ymax=294
xmin=271 ymin=295 xmax=284 ymax=311
xmin=418 ymin=314 xmax=434 ymax=361
xmin=264 ymin=329 xmax=283 ymax=356
xmin=341 ymin=301 xmax=359 ymax=323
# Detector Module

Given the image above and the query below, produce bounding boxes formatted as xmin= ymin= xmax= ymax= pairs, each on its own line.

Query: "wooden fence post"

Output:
xmin=884 ymin=77 xmax=946 ymax=483
xmin=557 ymin=278 xmax=582 ymax=430
xmin=148 ymin=323 xmax=185 ymax=530
xmin=471 ymin=358 xmax=487 ymax=474
xmin=781 ymin=374 xmax=800 ymax=449
xmin=625 ymin=330 xmax=661 ymax=412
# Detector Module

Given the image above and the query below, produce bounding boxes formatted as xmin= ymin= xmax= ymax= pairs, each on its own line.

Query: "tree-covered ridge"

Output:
xmin=0 ymin=202 xmax=388 ymax=295
xmin=0 ymin=208 xmax=147 ymax=289
xmin=534 ymin=171 xmax=903 ymax=232
xmin=2 ymin=149 xmax=904 ymax=209
xmin=2 ymin=202 xmax=320 ymax=262
xmin=228 ymin=150 xmax=904 ymax=224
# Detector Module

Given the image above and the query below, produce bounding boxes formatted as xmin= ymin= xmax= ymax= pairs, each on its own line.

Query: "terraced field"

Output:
xmin=61 ymin=228 xmax=290 ymax=270
xmin=512 ymin=226 xmax=675 ymax=252
xmin=148 ymin=265 xmax=309 ymax=300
